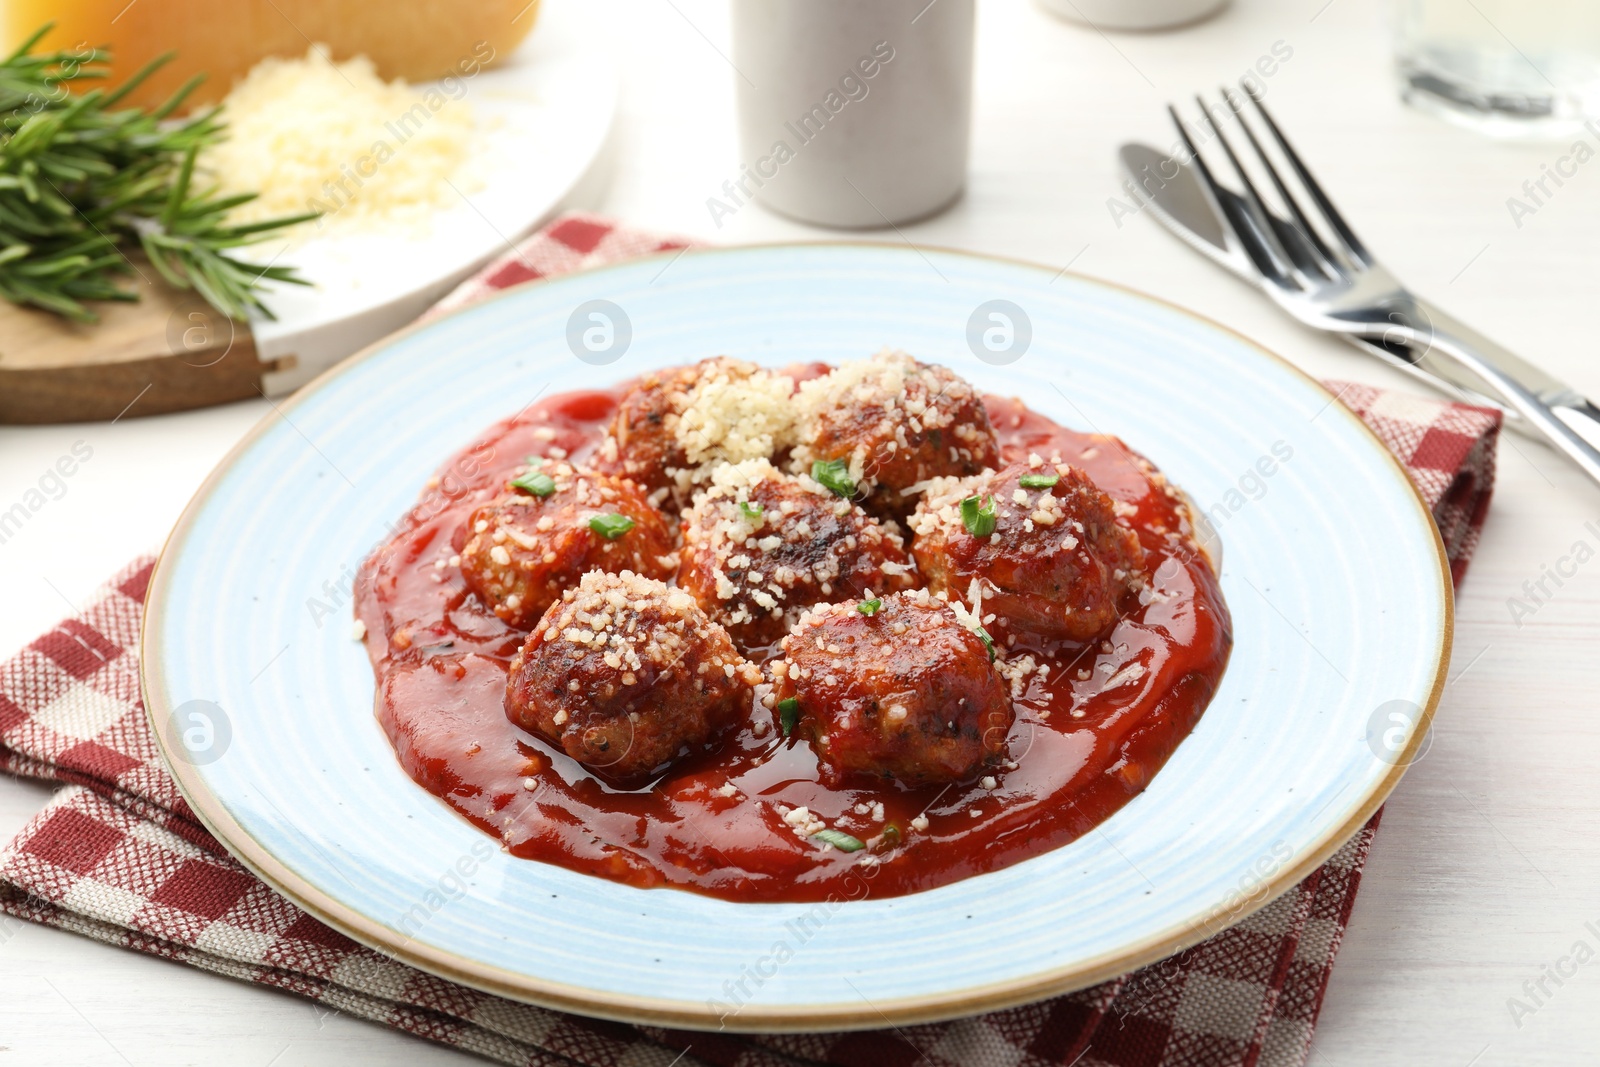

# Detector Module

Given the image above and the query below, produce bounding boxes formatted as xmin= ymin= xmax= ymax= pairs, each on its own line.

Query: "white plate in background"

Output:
xmin=246 ymin=0 xmax=618 ymax=395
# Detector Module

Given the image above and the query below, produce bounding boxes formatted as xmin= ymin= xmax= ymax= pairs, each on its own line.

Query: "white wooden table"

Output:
xmin=3 ymin=0 xmax=1597 ymax=1062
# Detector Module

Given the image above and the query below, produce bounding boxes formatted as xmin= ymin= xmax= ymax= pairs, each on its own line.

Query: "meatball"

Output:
xmin=595 ymin=356 xmax=797 ymax=497
xmin=506 ymin=571 xmax=761 ymax=782
xmin=791 ymin=351 xmax=1001 ymax=512
xmin=909 ymin=458 xmax=1145 ymax=643
xmin=770 ymin=592 xmax=1014 ymax=787
xmin=677 ymin=460 xmax=919 ymax=650
xmin=458 ymin=460 xmax=676 ymax=629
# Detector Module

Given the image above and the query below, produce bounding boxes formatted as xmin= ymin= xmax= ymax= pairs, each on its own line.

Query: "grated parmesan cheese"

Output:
xmin=673 ymin=365 xmax=799 ymax=467
xmin=202 ymin=49 xmax=488 ymax=232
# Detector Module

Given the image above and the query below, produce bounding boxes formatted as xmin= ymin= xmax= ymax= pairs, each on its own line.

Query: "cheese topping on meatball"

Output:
xmin=768 ymin=590 xmax=1015 ymax=787
xmin=595 ymin=356 xmax=798 ymax=499
xmin=505 ymin=570 xmax=761 ymax=781
xmin=790 ymin=349 xmax=1001 ymax=504
xmin=673 ymin=361 xmax=798 ymax=467
xmin=909 ymin=459 xmax=1146 ymax=643
xmin=677 ymin=459 xmax=918 ymax=649
xmin=533 ymin=571 xmax=757 ymax=691
xmin=458 ymin=460 xmax=676 ymax=629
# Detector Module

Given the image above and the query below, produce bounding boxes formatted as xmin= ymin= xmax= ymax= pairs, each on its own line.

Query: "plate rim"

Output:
xmin=141 ymin=241 xmax=1454 ymax=1031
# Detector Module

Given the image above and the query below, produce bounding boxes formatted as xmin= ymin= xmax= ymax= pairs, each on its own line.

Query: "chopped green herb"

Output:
xmin=857 ymin=598 xmax=883 ymax=616
xmin=871 ymin=823 xmax=903 ymax=851
xmin=739 ymin=501 xmax=763 ymax=521
xmin=778 ymin=697 xmax=800 ymax=737
xmin=812 ymin=828 xmax=865 ymax=852
xmin=976 ymin=625 xmax=996 ymax=662
xmin=1018 ymin=472 xmax=1060 ymax=489
xmin=811 ymin=458 xmax=856 ymax=499
xmin=588 ymin=513 xmax=636 ymax=539
xmin=511 ymin=471 xmax=556 ymax=497
xmin=960 ymin=495 xmax=997 ymax=538
xmin=523 ymin=455 xmax=544 ymax=466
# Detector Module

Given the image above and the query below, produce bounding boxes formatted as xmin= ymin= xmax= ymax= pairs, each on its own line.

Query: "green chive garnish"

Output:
xmin=523 ymin=455 xmax=544 ymax=466
xmin=813 ymin=828 xmax=865 ymax=852
xmin=1018 ymin=472 xmax=1059 ymax=489
xmin=589 ymin=513 xmax=636 ymax=539
xmin=778 ymin=697 xmax=800 ymax=737
xmin=976 ymin=625 xmax=996 ymax=662
xmin=811 ymin=458 xmax=855 ymax=499
xmin=511 ymin=471 xmax=556 ymax=497
xmin=739 ymin=501 xmax=763 ymax=521
xmin=960 ymin=495 xmax=997 ymax=538
xmin=857 ymin=598 xmax=882 ymax=616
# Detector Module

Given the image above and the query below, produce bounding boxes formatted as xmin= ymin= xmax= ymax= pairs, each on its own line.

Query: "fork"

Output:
xmin=1174 ymin=84 xmax=1600 ymax=490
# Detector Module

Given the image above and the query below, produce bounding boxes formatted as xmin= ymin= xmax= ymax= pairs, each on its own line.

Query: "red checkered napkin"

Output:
xmin=0 ymin=215 xmax=1502 ymax=1067
xmin=1322 ymin=381 xmax=1498 ymax=587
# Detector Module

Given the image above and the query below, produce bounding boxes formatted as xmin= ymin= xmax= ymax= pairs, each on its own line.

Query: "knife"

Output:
xmin=1119 ymin=142 xmax=1600 ymax=444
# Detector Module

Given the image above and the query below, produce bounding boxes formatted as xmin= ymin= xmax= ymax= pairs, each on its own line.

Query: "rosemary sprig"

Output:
xmin=0 ymin=24 xmax=316 ymax=324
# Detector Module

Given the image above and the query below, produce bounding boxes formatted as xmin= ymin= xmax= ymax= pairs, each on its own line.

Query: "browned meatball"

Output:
xmin=769 ymin=592 xmax=1014 ymax=787
xmin=458 ymin=460 xmax=676 ymax=629
xmin=909 ymin=458 xmax=1145 ymax=643
xmin=506 ymin=571 xmax=761 ymax=782
xmin=791 ymin=351 xmax=1001 ymax=512
xmin=677 ymin=460 xmax=919 ymax=651
xmin=594 ymin=356 xmax=797 ymax=498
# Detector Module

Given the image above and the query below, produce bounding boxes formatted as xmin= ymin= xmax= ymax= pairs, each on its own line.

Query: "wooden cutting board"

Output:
xmin=0 ymin=275 xmax=297 ymax=425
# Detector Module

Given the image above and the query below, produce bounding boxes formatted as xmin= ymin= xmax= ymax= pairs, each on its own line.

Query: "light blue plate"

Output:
xmin=143 ymin=244 xmax=1451 ymax=1031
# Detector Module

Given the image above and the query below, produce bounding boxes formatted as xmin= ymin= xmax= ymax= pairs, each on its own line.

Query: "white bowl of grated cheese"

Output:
xmin=204 ymin=0 xmax=617 ymax=397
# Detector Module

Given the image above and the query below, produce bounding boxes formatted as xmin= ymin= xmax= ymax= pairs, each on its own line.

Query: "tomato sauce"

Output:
xmin=355 ymin=381 xmax=1232 ymax=902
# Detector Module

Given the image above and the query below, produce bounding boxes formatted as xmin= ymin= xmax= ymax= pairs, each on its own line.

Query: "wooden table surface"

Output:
xmin=3 ymin=0 xmax=1597 ymax=1062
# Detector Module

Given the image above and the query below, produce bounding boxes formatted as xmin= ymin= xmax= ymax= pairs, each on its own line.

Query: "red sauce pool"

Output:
xmin=356 ymin=382 xmax=1232 ymax=902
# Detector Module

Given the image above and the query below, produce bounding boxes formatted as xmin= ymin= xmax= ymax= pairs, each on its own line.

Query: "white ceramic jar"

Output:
xmin=727 ymin=0 xmax=974 ymax=230
xmin=1036 ymin=0 xmax=1228 ymax=32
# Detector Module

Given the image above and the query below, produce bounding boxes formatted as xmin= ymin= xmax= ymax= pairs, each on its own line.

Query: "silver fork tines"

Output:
xmin=1168 ymin=82 xmax=1600 ymax=491
xmin=1189 ymin=91 xmax=1304 ymax=287
xmin=1233 ymin=84 xmax=1371 ymax=268
xmin=1221 ymin=86 xmax=1346 ymax=281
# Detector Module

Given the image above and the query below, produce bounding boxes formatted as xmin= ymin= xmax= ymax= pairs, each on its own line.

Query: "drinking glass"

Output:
xmin=1395 ymin=0 xmax=1600 ymax=137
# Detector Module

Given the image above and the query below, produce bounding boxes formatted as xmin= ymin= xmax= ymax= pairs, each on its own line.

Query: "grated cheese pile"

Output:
xmin=674 ymin=363 xmax=799 ymax=468
xmin=201 ymin=48 xmax=486 ymax=231
xmin=791 ymin=349 xmax=991 ymax=491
